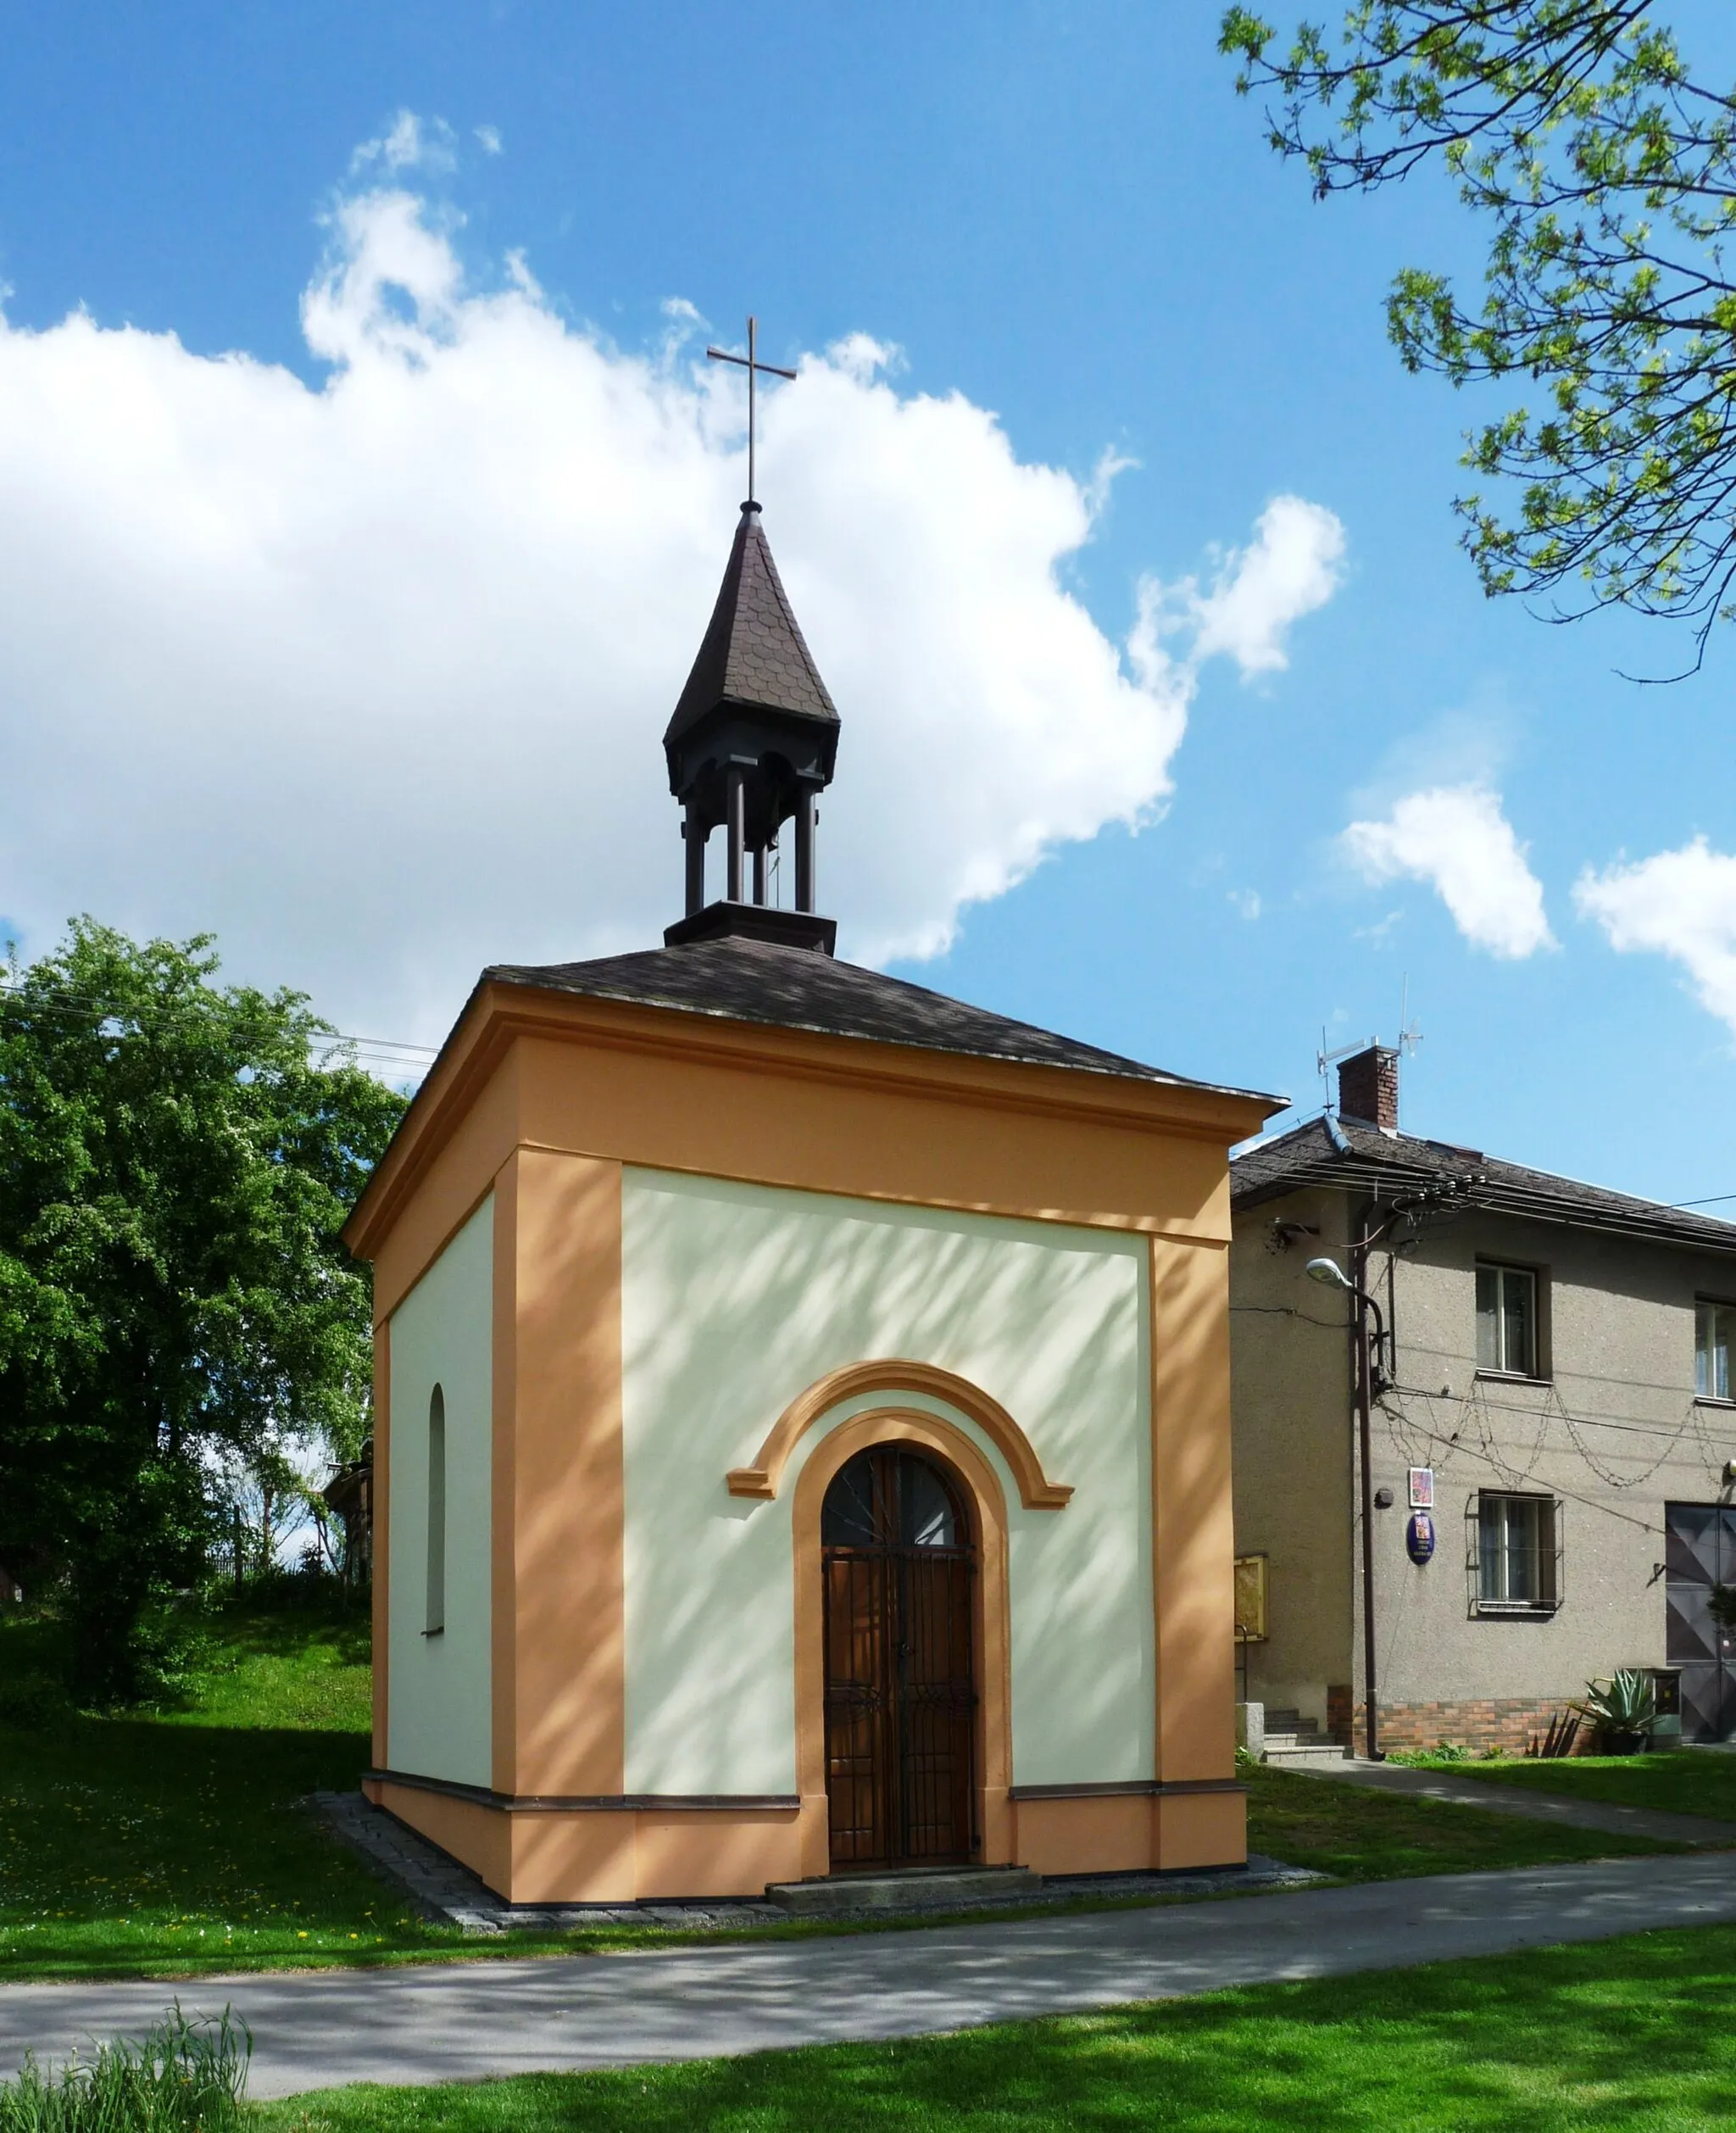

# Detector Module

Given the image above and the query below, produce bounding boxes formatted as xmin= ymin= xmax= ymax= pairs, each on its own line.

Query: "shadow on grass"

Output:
xmin=259 ymin=1924 xmax=1736 ymax=2130
xmin=1242 ymin=1760 xmax=1674 ymax=1881
xmin=1444 ymin=1751 xmax=1736 ymax=1825
xmin=0 ymin=1713 xmax=426 ymax=1977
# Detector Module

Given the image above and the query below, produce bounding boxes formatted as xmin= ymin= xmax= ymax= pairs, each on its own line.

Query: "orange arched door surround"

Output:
xmin=728 ymin=1359 xmax=1071 ymax=1510
xmin=790 ymin=1406 xmax=1015 ymax=1879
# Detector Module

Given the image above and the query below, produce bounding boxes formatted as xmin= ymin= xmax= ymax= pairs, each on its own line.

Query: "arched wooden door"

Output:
xmin=821 ymin=1446 xmax=977 ymax=1868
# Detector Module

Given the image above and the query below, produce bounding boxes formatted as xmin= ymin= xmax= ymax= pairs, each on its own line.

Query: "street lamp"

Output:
xmin=1307 ymin=1255 xmax=1387 ymax=1761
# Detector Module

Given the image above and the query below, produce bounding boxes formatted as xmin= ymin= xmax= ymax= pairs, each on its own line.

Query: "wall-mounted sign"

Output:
xmin=1406 ymin=1511 xmax=1436 ymax=1565
xmin=1408 ymin=1467 xmax=1434 ymax=1511
xmin=1233 ymin=1553 xmax=1268 ymax=1643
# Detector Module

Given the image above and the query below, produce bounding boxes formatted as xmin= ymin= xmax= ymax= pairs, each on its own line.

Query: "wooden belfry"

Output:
xmin=663 ymin=318 xmax=841 ymax=955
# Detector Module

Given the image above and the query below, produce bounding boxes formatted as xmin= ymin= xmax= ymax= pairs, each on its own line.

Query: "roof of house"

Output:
xmin=485 ymin=934 xmax=1277 ymax=1101
xmin=663 ymin=504 xmax=838 ymax=748
xmin=1232 ymin=1113 xmax=1736 ymax=1256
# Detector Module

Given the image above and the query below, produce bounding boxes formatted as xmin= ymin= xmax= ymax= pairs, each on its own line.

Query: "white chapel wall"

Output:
xmin=386 ymin=1194 xmax=494 ymax=1788
xmin=620 ymin=1167 xmax=1153 ymax=1797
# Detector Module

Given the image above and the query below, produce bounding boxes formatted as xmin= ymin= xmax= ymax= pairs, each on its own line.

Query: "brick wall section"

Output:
xmin=1376 ymin=1696 xmax=1590 ymax=1756
xmin=1327 ymin=1683 xmax=1354 ymax=1746
xmin=1336 ymin=1047 xmax=1399 ymax=1131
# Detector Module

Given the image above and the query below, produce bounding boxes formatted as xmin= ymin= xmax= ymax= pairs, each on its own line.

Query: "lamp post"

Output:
xmin=1307 ymin=1254 xmax=1388 ymax=1761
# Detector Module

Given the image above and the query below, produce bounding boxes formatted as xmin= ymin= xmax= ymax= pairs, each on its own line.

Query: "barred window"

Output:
xmin=1477 ymin=1492 xmax=1560 ymax=1611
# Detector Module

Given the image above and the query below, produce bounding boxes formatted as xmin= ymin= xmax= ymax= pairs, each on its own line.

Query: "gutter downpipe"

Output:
xmin=1352 ymin=1200 xmax=1383 ymax=1762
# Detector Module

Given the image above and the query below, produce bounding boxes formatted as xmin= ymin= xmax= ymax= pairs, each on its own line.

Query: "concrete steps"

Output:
xmin=1261 ymin=1708 xmax=1351 ymax=1768
xmin=765 ymin=1865 xmax=1043 ymax=1917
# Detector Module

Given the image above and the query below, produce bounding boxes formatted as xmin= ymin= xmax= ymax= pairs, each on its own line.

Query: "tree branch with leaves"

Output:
xmin=1221 ymin=2 xmax=1736 ymax=671
xmin=0 ymin=920 xmax=405 ymax=1700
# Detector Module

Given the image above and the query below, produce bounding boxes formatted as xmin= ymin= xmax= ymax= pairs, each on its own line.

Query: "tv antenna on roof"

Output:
xmin=1398 ymin=974 xmax=1423 ymax=1059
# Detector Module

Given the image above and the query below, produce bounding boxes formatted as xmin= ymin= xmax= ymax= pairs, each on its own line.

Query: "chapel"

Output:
xmin=342 ymin=496 xmax=1279 ymax=1904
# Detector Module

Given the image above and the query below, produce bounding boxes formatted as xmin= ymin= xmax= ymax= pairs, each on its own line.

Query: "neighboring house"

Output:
xmin=1230 ymin=1044 xmax=1736 ymax=1754
xmin=320 ymin=1445 xmax=373 ymax=1589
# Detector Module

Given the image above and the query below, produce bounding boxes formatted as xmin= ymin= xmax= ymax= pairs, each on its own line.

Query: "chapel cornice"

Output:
xmin=343 ymin=977 xmax=1269 ymax=1266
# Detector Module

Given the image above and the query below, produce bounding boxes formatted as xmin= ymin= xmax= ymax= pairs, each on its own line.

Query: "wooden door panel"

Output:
xmin=898 ymin=1554 xmax=974 ymax=1862
xmin=824 ymin=1553 xmax=891 ymax=1865
xmin=822 ymin=1450 xmax=977 ymax=1869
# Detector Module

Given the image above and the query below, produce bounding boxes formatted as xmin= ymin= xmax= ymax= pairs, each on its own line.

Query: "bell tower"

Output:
xmin=662 ymin=500 xmax=840 ymax=954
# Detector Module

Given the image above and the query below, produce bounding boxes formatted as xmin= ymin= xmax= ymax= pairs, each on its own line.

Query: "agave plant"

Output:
xmin=1574 ymin=1668 xmax=1657 ymax=1740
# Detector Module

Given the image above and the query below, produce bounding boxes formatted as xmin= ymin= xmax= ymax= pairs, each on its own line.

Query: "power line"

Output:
xmin=1395 ymin=1377 xmax=1734 ymax=1445
xmin=1240 ymin=1301 xmax=1736 ymax=1428
xmin=0 ymin=978 xmax=438 ymax=1072
xmin=1379 ymin=1412 xmax=1668 ymax=1537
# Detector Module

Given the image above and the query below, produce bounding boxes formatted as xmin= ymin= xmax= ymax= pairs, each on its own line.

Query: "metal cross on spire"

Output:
xmin=705 ymin=315 xmax=797 ymax=507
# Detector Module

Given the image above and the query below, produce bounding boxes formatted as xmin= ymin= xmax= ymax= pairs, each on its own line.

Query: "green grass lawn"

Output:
xmin=1241 ymin=1757 xmax=1674 ymax=1879
xmin=253 ymin=1920 xmax=1736 ymax=2130
xmin=1419 ymin=1749 xmax=1736 ymax=1823
xmin=0 ymin=1600 xmax=1685 ymax=1985
xmin=0 ymin=1596 xmax=474 ymax=1981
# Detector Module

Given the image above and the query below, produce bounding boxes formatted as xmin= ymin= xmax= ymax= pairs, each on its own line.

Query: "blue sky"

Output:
xmin=0 ymin=1 xmax=1733 ymax=1206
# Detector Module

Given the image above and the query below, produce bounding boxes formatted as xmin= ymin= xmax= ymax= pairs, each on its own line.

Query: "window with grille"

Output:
xmin=1477 ymin=1492 xmax=1561 ymax=1611
xmin=1477 ymin=1262 xmax=1540 ymax=1378
xmin=1697 ymin=1300 xmax=1734 ymax=1403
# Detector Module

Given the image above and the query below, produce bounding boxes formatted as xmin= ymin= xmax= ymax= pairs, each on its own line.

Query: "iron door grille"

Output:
xmin=1665 ymin=1502 xmax=1736 ymax=1743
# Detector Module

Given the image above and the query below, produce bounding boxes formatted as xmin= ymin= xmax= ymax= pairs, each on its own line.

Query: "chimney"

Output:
xmin=1338 ymin=1044 xmax=1399 ymax=1133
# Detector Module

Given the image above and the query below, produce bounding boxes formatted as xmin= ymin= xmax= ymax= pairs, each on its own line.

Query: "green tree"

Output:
xmin=1221 ymin=2 xmax=1736 ymax=668
xmin=0 ymin=920 xmax=404 ymax=1699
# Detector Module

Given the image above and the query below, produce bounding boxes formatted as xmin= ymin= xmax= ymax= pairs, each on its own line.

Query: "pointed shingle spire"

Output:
xmin=662 ymin=502 xmax=842 ymax=955
xmin=664 ymin=503 xmax=838 ymax=750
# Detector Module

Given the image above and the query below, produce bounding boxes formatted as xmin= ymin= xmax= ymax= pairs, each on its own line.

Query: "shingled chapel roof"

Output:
xmin=663 ymin=504 xmax=838 ymax=749
xmin=486 ymin=934 xmax=1274 ymax=1100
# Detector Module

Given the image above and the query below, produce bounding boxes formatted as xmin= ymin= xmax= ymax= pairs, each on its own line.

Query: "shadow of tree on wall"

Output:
xmin=618 ymin=1177 xmax=1149 ymax=1792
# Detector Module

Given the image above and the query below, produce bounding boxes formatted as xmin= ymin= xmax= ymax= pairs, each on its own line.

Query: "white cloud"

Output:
xmin=1575 ymin=838 xmax=1736 ymax=1034
xmin=0 ymin=151 xmax=1343 ymax=1044
xmin=352 ymin=111 xmax=456 ymax=176
xmin=474 ymin=125 xmax=504 ymax=157
xmin=1342 ymin=785 xmax=1555 ymax=959
xmin=1227 ymin=888 xmax=1262 ymax=921
xmin=1146 ymin=494 xmax=1346 ymax=679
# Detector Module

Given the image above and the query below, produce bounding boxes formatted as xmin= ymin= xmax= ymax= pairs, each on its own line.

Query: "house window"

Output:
xmin=1477 ymin=1492 xmax=1559 ymax=1609
xmin=1697 ymin=1300 xmax=1734 ymax=1403
xmin=426 ymin=1384 xmax=446 ymax=1636
xmin=1477 ymin=1263 xmax=1539 ymax=1378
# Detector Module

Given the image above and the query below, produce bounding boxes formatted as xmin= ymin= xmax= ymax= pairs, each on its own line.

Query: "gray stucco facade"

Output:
xmin=1230 ymin=1079 xmax=1736 ymax=1753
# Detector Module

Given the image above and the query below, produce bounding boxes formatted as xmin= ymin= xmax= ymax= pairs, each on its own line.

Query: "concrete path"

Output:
xmin=1288 ymin=1758 xmax=1736 ymax=1846
xmin=5 ymin=1852 xmax=1736 ymax=2099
